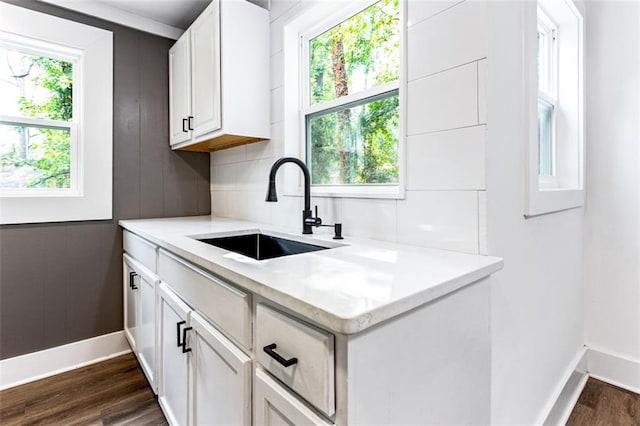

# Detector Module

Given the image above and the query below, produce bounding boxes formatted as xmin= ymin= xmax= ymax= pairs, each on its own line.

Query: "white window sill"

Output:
xmin=525 ymin=187 xmax=584 ymax=217
xmin=284 ymin=185 xmax=405 ymax=200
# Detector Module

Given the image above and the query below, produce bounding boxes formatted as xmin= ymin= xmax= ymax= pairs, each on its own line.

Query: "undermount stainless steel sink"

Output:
xmin=196 ymin=232 xmax=334 ymax=260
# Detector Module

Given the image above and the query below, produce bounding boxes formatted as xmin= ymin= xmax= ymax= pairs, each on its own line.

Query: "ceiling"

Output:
xmin=94 ymin=0 xmax=210 ymax=30
xmin=37 ymin=0 xmax=222 ymax=39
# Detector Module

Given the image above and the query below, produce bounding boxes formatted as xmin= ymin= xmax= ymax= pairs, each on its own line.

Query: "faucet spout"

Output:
xmin=265 ymin=157 xmax=316 ymax=234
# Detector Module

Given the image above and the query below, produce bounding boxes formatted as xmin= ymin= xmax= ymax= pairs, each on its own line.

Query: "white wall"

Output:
xmin=210 ymin=0 xmax=488 ymax=255
xmin=584 ymin=0 xmax=640 ymax=391
xmin=486 ymin=1 xmax=585 ymax=424
xmin=210 ymin=0 xmax=592 ymax=423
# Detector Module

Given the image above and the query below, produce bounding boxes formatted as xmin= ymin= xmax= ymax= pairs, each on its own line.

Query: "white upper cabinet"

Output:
xmin=169 ymin=0 xmax=270 ymax=152
xmin=169 ymin=34 xmax=192 ymax=146
xmin=190 ymin=4 xmax=221 ymax=139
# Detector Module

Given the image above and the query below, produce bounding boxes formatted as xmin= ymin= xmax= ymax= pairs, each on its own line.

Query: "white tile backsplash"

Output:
xmin=407 ymin=125 xmax=486 ymax=190
xmin=270 ymin=50 xmax=284 ymax=90
xmin=211 ymin=191 xmax=229 ymax=217
xmin=210 ymin=162 xmax=238 ymax=191
xmin=210 ymin=0 xmax=486 ymax=255
xmin=271 ymin=87 xmax=284 ymax=124
xmin=211 ymin=144 xmax=246 ymax=165
xmin=397 ymin=191 xmax=479 ymax=253
xmin=407 ymin=0 xmax=465 ymax=27
xmin=408 ymin=0 xmax=487 ymax=80
xmin=227 ymin=190 xmax=249 ymax=220
xmin=341 ymin=198 xmax=397 ymax=242
xmin=246 ymin=191 xmax=273 ymax=224
xmin=407 ymin=62 xmax=478 ymax=135
xmin=270 ymin=195 xmax=303 ymax=231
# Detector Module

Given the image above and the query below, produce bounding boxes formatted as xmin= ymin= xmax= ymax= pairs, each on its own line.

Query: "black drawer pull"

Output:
xmin=263 ymin=343 xmax=298 ymax=367
xmin=182 ymin=327 xmax=193 ymax=353
xmin=182 ymin=118 xmax=188 ymax=133
xmin=187 ymin=116 xmax=194 ymax=131
xmin=176 ymin=321 xmax=186 ymax=348
xmin=129 ymin=272 xmax=138 ymax=290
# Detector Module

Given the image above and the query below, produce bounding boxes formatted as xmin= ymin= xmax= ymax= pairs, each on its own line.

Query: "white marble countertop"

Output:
xmin=119 ymin=216 xmax=503 ymax=334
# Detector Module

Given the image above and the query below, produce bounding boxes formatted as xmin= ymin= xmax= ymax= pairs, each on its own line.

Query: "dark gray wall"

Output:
xmin=0 ymin=1 xmax=211 ymax=360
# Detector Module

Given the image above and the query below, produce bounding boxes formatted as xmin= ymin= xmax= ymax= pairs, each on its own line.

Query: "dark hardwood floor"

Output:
xmin=1 ymin=354 xmax=639 ymax=425
xmin=567 ymin=378 xmax=640 ymax=426
xmin=0 ymin=353 xmax=166 ymax=426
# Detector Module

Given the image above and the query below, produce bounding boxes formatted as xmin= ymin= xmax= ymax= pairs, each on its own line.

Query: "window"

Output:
xmin=0 ymin=39 xmax=78 ymax=192
xmin=0 ymin=3 xmax=113 ymax=224
xmin=536 ymin=7 xmax=557 ymax=183
xmin=283 ymin=0 xmax=404 ymax=198
xmin=525 ymin=0 xmax=584 ymax=217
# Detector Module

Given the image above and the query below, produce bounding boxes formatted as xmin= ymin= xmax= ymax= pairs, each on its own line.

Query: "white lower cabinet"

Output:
xmin=159 ymin=283 xmax=191 ymax=426
xmin=124 ymin=254 xmax=159 ymax=391
xmin=123 ymin=258 xmax=139 ymax=351
xmin=158 ymin=283 xmax=252 ymax=426
xmin=138 ymin=263 xmax=158 ymax=389
xmin=123 ymin=230 xmax=493 ymax=426
xmin=190 ymin=312 xmax=251 ymax=426
xmin=254 ymin=368 xmax=332 ymax=426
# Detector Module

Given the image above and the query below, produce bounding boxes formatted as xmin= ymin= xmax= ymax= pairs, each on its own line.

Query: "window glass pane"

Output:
xmin=307 ymin=92 xmax=399 ymax=185
xmin=309 ymin=0 xmax=399 ymax=105
xmin=0 ymin=123 xmax=71 ymax=189
xmin=538 ymin=99 xmax=554 ymax=176
xmin=0 ymin=48 xmax=73 ymax=121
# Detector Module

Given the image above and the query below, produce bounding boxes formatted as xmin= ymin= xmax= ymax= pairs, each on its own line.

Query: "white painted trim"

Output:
xmin=542 ymin=346 xmax=589 ymax=426
xmin=37 ymin=0 xmax=184 ymax=40
xmin=0 ymin=331 xmax=130 ymax=391
xmin=537 ymin=346 xmax=640 ymax=426
xmin=0 ymin=2 xmax=113 ymax=224
xmin=523 ymin=0 xmax=585 ymax=217
xmin=588 ymin=346 xmax=640 ymax=394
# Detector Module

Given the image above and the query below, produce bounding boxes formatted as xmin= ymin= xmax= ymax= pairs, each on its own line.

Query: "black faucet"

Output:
xmin=265 ymin=157 xmax=321 ymax=234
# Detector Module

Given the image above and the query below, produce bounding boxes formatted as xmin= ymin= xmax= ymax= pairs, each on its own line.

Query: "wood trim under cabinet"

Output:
xmin=174 ymin=134 xmax=267 ymax=152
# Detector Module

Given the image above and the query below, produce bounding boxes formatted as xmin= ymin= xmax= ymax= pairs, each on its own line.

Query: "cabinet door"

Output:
xmin=138 ymin=268 xmax=158 ymax=392
xmin=254 ymin=369 xmax=332 ymax=426
xmin=123 ymin=259 xmax=139 ymax=351
xmin=169 ymin=32 xmax=192 ymax=146
xmin=158 ymin=284 xmax=191 ymax=426
xmin=190 ymin=312 xmax=251 ymax=426
xmin=190 ymin=0 xmax=221 ymax=138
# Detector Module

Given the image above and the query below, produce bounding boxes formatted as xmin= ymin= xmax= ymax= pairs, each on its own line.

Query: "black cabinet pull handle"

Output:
xmin=129 ymin=272 xmax=138 ymax=290
xmin=181 ymin=327 xmax=193 ymax=353
xmin=182 ymin=118 xmax=188 ymax=133
xmin=187 ymin=116 xmax=194 ymax=131
xmin=176 ymin=321 xmax=186 ymax=348
xmin=263 ymin=343 xmax=298 ymax=367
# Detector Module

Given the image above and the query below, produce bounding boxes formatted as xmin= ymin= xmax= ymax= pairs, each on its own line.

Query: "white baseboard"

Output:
xmin=588 ymin=346 xmax=640 ymax=394
xmin=0 ymin=331 xmax=131 ymax=391
xmin=539 ymin=346 xmax=589 ymax=426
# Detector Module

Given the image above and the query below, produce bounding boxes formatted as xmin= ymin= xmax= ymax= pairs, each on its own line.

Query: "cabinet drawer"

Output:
xmin=255 ymin=304 xmax=335 ymax=417
xmin=158 ymin=249 xmax=251 ymax=349
xmin=254 ymin=368 xmax=332 ymax=426
xmin=123 ymin=231 xmax=157 ymax=272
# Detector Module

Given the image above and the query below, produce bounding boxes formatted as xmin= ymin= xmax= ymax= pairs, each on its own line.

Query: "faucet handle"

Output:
xmin=305 ymin=205 xmax=322 ymax=227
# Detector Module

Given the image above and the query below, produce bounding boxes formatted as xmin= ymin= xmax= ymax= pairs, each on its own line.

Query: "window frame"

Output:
xmin=536 ymin=6 xmax=558 ymax=187
xmin=282 ymin=0 xmax=406 ymax=199
xmin=0 ymin=2 xmax=113 ymax=224
xmin=524 ymin=0 xmax=585 ymax=218
xmin=0 ymin=34 xmax=82 ymax=195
